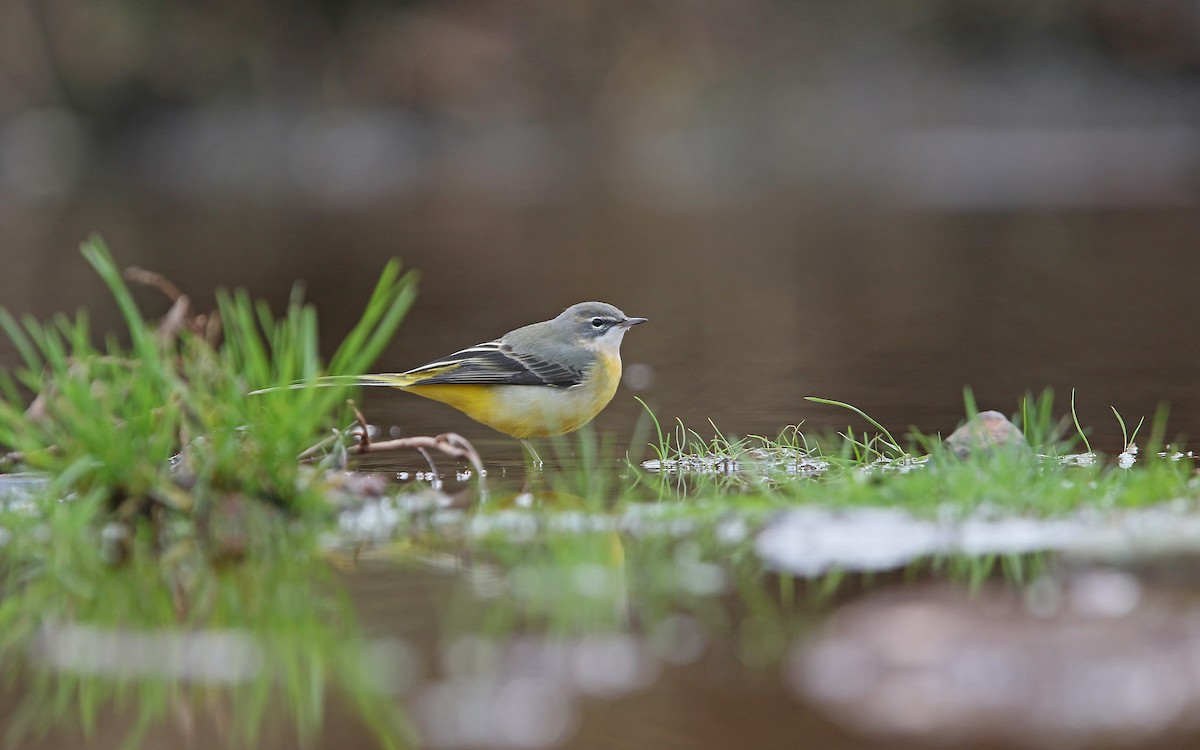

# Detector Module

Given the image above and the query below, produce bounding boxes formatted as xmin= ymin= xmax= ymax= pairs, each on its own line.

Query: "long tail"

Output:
xmin=249 ymin=373 xmax=417 ymax=395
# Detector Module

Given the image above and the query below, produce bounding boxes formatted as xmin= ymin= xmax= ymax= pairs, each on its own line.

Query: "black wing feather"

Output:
xmin=404 ymin=341 xmax=584 ymax=387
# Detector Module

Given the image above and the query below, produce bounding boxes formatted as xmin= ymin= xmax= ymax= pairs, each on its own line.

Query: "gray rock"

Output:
xmin=944 ymin=410 xmax=1031 ymax=459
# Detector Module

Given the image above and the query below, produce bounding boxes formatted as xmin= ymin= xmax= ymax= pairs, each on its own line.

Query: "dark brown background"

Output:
xmin=3 ymin=1 xmax=1198 ymax=450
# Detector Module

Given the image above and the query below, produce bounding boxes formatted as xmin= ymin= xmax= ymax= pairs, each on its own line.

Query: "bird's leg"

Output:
xmin=521 ymin=440 xmax=543 ymax=469
xmin=517 ymin=440 xmax=544 ymax=495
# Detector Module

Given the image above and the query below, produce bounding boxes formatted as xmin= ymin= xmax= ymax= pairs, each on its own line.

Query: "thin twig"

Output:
xmin=125 ymin=267 xmax=184 ymax=302
xmin=437 ymin=433 xmax=486 ymax=478
xmin=126 ymin=266 xmax=220 ymax=343
xmin=297 ymin=415 xmax=486 ymax=488
xmin=352 ymin=432 xmax=486 ymax=476
xmin=416 ymin=446 xmax=438 ymax=477
xmin=155 ymin=295 xmax=194 ymax=343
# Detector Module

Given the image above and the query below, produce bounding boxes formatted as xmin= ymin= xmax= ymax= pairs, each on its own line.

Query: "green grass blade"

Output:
xmin=1070 ymin=388 xmax=1092 ymax=455
xmin=805 ymin=396 xmax=905 ymax=457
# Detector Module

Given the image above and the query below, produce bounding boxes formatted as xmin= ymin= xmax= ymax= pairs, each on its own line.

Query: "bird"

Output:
xmin=257 ymin=301 xmax=646 ymax=459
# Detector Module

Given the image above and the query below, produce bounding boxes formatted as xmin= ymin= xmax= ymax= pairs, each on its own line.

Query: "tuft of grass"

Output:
xmin=1111 ymin=406 xmax=1145 ymax=452
xmin=0 ymin=235 xmax=417 ymax=515
xmin=631 ymin=391 xmax=1194 ymax=518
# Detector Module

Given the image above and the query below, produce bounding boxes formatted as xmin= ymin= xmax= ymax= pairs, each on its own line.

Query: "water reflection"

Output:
xmin=416 ymin=675 xmax=575 ymax=750
xmin=11 ymin=468 xmax=1200 ymax=748
xmin=33 ymin=623 xmax=262 ymax=683
xmin=0 ymin=479 xmax=412 ymax=749
xmin=370 ymin=495 xmax=809 ymax=746
xmin=11 ymin=460 xmax=1200 ymax=749
xmin=758 ymin=501 xmax=1200 ymax=577
xmin=331 ymin=466 xmax=1200 ymax=749
xmin=792 ymin=572 xmax=1200 ymax=745
xmin=417 ymin=632 xmax=663 ymax=748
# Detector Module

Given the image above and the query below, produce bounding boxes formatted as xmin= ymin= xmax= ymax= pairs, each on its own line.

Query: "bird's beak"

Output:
xmin=620 ymin=317 xmax=648 ymax=328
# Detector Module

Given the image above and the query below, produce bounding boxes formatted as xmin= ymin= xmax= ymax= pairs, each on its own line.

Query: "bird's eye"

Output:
xmin=591 ymin=317 xmax=606 ymax=328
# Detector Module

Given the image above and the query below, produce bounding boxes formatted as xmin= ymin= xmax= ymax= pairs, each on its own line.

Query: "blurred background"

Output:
xmin=2 ymin=0 xmax=1199 ymax=450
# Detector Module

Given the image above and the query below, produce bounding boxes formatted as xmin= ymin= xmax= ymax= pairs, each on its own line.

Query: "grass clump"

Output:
xmin=633 ymin=397 xmax=828 ymax=499
xmin=0 ymin=235 xmax=416 ymax=519
xmin=635 ymin=389 xmax=1197 ymax=518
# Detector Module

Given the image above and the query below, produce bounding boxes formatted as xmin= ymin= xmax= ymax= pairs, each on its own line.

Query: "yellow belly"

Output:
xmin=403 ymin=355 xmax=622 ymax=439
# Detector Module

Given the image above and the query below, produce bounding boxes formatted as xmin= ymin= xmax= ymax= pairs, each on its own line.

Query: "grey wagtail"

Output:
xmin=258 ymin=302 xmax=646 ymax=447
